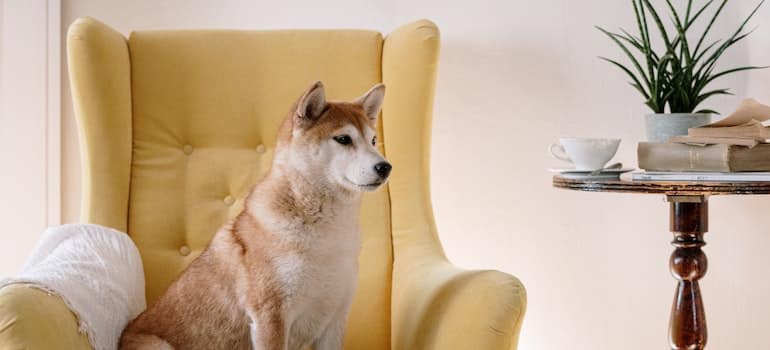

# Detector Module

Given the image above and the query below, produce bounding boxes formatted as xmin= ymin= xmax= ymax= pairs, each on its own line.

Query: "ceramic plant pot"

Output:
xmin=644 ymin=113 xmax=712 ymax=143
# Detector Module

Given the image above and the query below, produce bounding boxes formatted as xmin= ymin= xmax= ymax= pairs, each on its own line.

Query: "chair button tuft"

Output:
xmin=224 ymin=195 xmax=235 ymax=206
xmin=183 ymin=144 xmax=193 ymax=155
xmin=179 ymin=245 xmax=191 ymax=256
xmin=256 ymin=144 xmax=266 ymax=154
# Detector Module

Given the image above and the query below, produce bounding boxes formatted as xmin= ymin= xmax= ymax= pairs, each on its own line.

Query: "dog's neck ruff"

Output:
xmin=247 ymin=162 xmax=361 ymax=235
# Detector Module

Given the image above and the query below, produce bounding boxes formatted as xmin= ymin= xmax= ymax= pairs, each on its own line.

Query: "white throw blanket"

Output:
xmin=0 ymin=224 xmax=146 ymax=350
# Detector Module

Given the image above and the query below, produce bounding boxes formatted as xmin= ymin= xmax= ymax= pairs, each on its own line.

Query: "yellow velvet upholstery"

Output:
xmin=0 ymin=285 xmax=91 ymax=349
xmin=0 ymin=17 xmax=526 ymax=350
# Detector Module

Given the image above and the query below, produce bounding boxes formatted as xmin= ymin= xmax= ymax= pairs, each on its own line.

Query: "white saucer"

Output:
xmin=547 ymin=168 xmax=635 ymax=175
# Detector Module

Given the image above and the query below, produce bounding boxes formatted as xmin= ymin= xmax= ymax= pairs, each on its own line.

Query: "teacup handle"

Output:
xmin=549 ymin=143 xmax=572 ymax=163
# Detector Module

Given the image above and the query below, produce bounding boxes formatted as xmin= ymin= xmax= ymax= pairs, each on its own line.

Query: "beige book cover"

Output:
xmin=638 ymin=142 xmax=770 ymax=172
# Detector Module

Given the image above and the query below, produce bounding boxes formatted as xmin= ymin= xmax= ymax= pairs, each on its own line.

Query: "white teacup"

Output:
xmin=549 ymin=137 xmax=621 ymax=171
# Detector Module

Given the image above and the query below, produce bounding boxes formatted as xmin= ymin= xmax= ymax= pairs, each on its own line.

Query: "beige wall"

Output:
xmin=0 ymin=0 xmax=59 ymax=277
xmin=60 ymin=0 xmax=770 ymax=348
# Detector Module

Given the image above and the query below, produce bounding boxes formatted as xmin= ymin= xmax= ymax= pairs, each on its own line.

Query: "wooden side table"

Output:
xmin=553 ymin=176 xmax=770 ymax=350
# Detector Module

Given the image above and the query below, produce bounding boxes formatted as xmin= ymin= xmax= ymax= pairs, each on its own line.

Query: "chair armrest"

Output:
xmin=0 ymin=284 xmax=91 ymax=349
xmin=392 ymin=258 xmax=527 ymax=350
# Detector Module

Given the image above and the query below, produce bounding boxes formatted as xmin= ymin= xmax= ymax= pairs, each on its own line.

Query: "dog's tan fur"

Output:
xmin=119 ymin=81 xmax=388 ymax=350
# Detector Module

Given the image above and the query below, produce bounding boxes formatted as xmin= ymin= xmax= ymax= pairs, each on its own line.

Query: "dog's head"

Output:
xmin=278 ymin=81 xmax=390 ymax=192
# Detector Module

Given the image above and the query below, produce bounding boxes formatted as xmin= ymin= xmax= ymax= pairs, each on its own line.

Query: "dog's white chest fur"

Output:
xmin=253 ymin=199 xmax=361 ymax=350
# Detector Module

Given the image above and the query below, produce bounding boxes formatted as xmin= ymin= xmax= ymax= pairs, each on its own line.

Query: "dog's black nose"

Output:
xmin=374 ymin=162 xmax=392 ymax=178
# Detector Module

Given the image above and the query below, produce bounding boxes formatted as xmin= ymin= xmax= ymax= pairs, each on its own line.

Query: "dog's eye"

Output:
xmin=333 ymin=135 xmax=352 ymax=145
xmin=371 ymin=136 xmax=377 ymax=146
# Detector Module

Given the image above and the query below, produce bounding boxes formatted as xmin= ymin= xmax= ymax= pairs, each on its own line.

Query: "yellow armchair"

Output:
xmin=0 ymin=17 xmax=526 ymax=350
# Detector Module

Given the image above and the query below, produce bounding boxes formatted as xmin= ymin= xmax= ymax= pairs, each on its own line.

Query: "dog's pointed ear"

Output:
xmin=295 ymin=81 xmax=326 ymax=125
xmin=354 ymin=83 xmax=385 ymax=123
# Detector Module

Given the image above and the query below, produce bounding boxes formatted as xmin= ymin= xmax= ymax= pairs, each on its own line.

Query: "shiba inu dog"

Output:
xmin=120 ymin=81 xmax=390 ymax=350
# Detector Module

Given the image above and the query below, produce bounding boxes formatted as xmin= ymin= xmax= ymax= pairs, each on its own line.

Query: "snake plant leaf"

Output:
xmin=695 ymin=89 xmax=733 ymax=107
xmin=641 ymin=0 xmax=673 ymax=49
xmin=693 ymin=0 xmax=726 ymax=57
xmin=731 ymin=1 xmax=764 ymax=41
xmin=705 ymin=66 xmax=769 ymax=86
xmin=632 ymin=0 xmax=653 ymax=78
xmin=599 ymin=56 xmax=651 ymax=99
xmin=596 ymin=26 xmax=651 ymax=86
xmin=687 ymin=0 xmax=715 ymax=30
xmin=694 ymin=109 xmax=720 ymax=115
xmin=698 ymin=2 xmax=763 ymax=78
xmin=613 ymin=31 xmax=644 ymax=52
xmin=692 ymin=39 xmax=721 ymax=64
xmin=632 ymin=0 xmax=651 ymax=50
xmin=628 ymin=82 xmax=652 ymax=101
xmin=664 ymin=0 xmax=692 ymax=65
xmin=669 ymin=0 xmax=713 ymax=52
xmin=698 ymin=30 xmax=756 ymax=80
xmin=619 ymin=28 xmax=643 ymax=47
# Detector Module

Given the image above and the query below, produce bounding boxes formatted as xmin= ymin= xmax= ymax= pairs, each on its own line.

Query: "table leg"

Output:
xmin=667 ymin=195 xmax=708 ymax=350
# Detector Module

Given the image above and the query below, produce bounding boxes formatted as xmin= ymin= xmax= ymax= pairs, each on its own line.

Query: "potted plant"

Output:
xmin=597 ymin=0 xmax=766 ymax=142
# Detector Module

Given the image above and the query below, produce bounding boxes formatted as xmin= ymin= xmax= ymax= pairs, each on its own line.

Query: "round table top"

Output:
xmin=553 ymin=175 xmax=770 ymax=196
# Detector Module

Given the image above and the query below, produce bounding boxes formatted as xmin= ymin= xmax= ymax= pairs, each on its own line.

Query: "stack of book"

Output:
xmin=635 ymin=99 xmax=770 ymax=182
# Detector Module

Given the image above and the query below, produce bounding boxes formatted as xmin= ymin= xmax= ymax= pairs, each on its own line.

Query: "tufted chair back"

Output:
xmin=68 ymin=17 xmax=441 ymax=350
